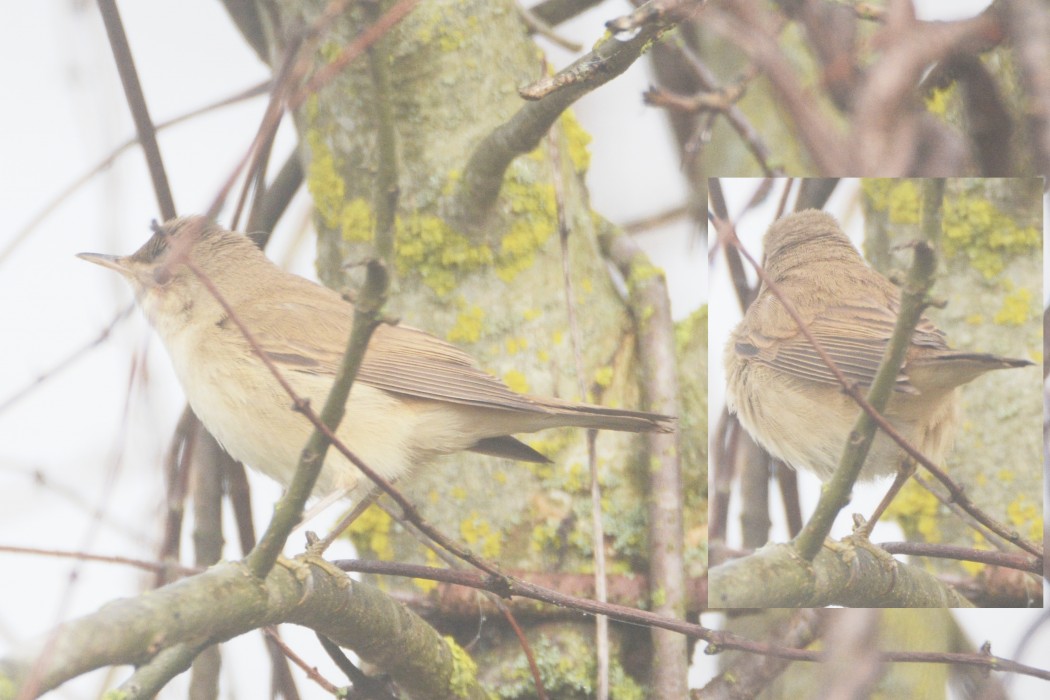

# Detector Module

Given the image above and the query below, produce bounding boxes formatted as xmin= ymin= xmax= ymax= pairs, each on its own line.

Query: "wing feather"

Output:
xmin=239 ymin=285 xmax=548 ymax=414
xmin=743 ymin=303 xmax=948 ymax=390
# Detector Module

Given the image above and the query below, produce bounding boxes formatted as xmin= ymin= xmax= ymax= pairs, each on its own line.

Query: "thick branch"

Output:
xmin=455 ymin=1 xmax=690 ymax=223
xmin=0 ymin=559 xmax=486 ymax=700
xmin=708 ymin=542 xmax=975 ymax=608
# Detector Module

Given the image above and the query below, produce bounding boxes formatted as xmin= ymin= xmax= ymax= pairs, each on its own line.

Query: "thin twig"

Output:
xmin=97 ymin=0 xmax=176 ymax=220
xmin=549 ymin=124 xmax=608 ymax=700
xmin=0 ymin=304 xmax=135 ymax=416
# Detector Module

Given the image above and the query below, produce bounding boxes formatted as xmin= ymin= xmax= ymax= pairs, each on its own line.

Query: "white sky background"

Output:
xmin=0 ymin=0 xmax=1045 ymax=698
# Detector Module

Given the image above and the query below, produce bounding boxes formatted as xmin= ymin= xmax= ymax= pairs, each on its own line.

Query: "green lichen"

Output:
xmin=561 ymin=461 xmax=589 ymax=494
xmin=530 ymin=521 xmax=562 ymax=555
xmin=413 ymin=6 xmax=476 ymax=53
xmin=0 ymin=676 xmax=15 ymax=700
xmin=862 ymin=180 xmax=921 ymax=224
xmin=605 ymin=504 xmax=649 ymax=561
xmin=444 ymin=636 xmax=480 ymax=698
xmin=942 ymin=197 xmax=1040 ymax=279
xmin=993 ymin=287 xmax=1035 ymax=326
xmin=493 ymin=637 xmax=644 ymax=700
xmin=318 ymin=40 xmax=343 ymax=63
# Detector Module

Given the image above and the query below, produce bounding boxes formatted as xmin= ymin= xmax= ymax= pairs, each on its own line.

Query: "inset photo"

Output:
xmin=708 ymin=177 xmax=1042 ymax=608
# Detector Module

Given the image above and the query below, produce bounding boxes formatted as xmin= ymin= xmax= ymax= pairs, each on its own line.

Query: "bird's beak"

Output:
xmin=77 ymin=252 xmax=130 ymax=275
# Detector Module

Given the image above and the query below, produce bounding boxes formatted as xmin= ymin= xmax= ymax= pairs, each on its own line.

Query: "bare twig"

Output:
xmin=0 ymin=305 xmax=135 ymax=416
xmin=97 ymin=0 xmax=176 ymax=220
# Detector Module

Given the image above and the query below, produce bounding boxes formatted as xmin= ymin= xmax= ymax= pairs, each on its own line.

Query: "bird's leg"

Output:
xmin=855 ymin=458 xmax=917 ymax=539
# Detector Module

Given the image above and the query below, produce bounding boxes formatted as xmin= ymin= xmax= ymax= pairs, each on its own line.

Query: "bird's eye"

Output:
xmin=153 ymin=265 xmax=173 ymax=285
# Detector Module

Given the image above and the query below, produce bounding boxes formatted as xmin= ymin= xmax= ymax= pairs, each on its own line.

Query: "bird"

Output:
xmin=79 ymin=216 xmax=674 ymax=503
xmin=724 ymin=209 xmax=1032 ymax=484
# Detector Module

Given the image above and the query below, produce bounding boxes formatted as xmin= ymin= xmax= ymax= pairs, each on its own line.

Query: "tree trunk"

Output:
xmin=239 ymin=0 xmax=698 ymax=694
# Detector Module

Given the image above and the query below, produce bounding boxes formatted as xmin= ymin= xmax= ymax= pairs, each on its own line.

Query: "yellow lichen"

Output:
xmin=885 ymin=480 xmax=942 ymax=542
xmin=1007 ymin=498 xmax=1042 ymax=541
xmin=496 ymin=173 xmax=557 ymax=283
xmin=305 ymin=125 xmax=347 ymax=232
xmin=627 ymin=260 xmax=665 ymax=289
xmin=447 ymin=303 xmax=485 ymax=344
xmin=960 ymin=529 xmax=988 ymax=575
xmin=924 ymin=85 xmax=954 ymax=117
xmin=560 ymin=109 xmax=592 ymax=174
xmin=347 ymin=504 xmax=395 ymax=560
xmin=459 ymin=512 xmax=502 ymax=559
xmin=993 ymin=287 xmax=1034 ymax=326
xmin=593 ymin=365 xmax=615 ymax=389
xmin=941 ymin=197 xmax=1040 ymax=279
xmin=505 ymin=336 xmax=527 ymax=355
xmin=503 ymin=369 xmax=530 ymax=394
xmin=444 ymin=635 xmax=479 ymax=697
xmin=396 ymin=211 xmax=494 ymax=297
xmin=561 ymin=461 xmax=589 ymax=494
xmin=862 ymin=180 xmax=921 ymax=224
xmin=413 ymin=549 xmax=441 ymax=594
xmin=530 ymin=521 xmax=560 ymax=554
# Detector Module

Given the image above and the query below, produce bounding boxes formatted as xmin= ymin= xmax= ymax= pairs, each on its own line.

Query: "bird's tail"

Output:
xmin=910 ymin=352 xmax=1033 ymax=392
xmin=531 ymin=397 xmax=676 ymax=433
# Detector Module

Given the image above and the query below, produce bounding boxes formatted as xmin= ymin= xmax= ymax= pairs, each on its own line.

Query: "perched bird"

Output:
xmin=724 ymin=209 xmax=1032 ymax=483
xmin=80 ymin=216 xmax=673 ymax=502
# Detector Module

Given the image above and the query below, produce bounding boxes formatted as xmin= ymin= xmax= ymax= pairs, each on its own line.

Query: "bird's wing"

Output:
xmin=355 ymin=323 xmax=544 ymax=412
xmin=739 ymin=301 xmax=948 ymax=390
xmin=242 ymin=289 xmax=545 ymax=413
